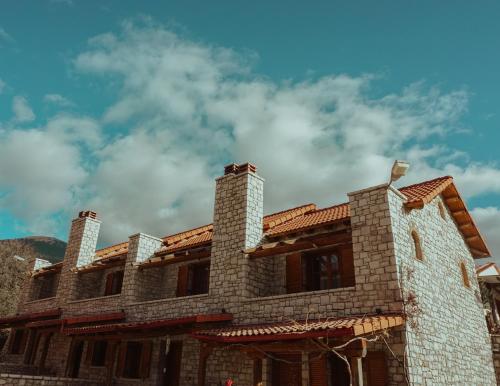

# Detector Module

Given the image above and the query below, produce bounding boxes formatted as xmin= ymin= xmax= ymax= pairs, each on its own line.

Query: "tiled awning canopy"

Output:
xmin=192 ymin=314 xmax=404 ymax=343
xmin=63 ymin=313 xmax=233 ymax=335
xmin=0 ymin=309 xmax=61 ymax=328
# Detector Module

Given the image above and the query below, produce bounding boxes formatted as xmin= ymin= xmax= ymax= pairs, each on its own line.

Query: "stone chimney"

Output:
xmin=57 ymin=210 xmax=101 ymax=303
xmin=209 ymin=163 xmax=264 ymax=308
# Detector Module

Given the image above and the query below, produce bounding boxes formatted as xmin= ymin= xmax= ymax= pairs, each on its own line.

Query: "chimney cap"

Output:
xmin=78 ymin=210 xmax=98 ymax=219
xmin=223 ymin=162 xmax=257 ymax=176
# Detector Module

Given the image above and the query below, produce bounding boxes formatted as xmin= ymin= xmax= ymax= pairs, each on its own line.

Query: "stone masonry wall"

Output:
xmin=209 ymin=170 xmax=264 ymax=314
xmin=0 ymin=375 xmax=102 ymax=386
xmin=491 ymin=334 xmax=500 ymax=384
xmin=388 ymin=189 xmax=496 ymax=385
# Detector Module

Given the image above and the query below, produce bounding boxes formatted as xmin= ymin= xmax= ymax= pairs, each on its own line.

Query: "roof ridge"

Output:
xmin=399 ymin=175 xmax=453 ymax=191
xmin=263 ymin=203 xmax=316 ymax=219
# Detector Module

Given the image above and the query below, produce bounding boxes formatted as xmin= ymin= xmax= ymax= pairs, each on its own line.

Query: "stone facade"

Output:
xmin=1 ymin=165 xmax=496 ymax=385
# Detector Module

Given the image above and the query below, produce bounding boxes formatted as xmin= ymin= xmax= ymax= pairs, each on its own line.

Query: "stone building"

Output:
xmin=0 ymin=162 xmax=496 ymax=386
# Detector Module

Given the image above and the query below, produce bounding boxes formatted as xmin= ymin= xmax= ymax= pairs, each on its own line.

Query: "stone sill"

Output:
xmin=245 ymin=286 xmax=356 ymax=302
xmin=24 ymin=296 xmax=57 ymax=305
xmin=129 ymin=293 xmax=209 ymax=306
xmin=68 ymin=293 xmax=121 ymax=304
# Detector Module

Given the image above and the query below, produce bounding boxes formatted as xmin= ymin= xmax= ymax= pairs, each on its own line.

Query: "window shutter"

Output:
xmin=309 ymin=354 xmax=328 ymax=386
xmin=366 ymin=351 xmax=388 ymax=386
xmin=253 ymin=358 xmax=263 ymax=385
xmin=115 ymin=343 xmax=127 ymax=377
xmin=104 ymin=273 xmax=114 ymax=296
xmin=177 ymin=265 xmax=189 ymax=297
xmin=340 ymin=247 xmax=355 ymax=287
xmin=19 ymin=330 xmax=29 ymax=354
xmin=85 ymin=341 xmax=94 ymax=365
xmin=139 ymin=341 xmax=153 ymax=379
xmin=286 ymin=253 xmax=303 ymax=293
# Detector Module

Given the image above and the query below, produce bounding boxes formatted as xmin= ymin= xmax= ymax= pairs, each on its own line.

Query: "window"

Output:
xmin=117 ymin=341 xmax=152 ymax=379
xmin=304 ymin=252 xmax=341 ymax=291
xmin=104 ymin=270 xmax=124 ymax=296
xmin=177 ymin=262 xmax=210 ymax=297
xmin=411 ymin=230 xmax=423 ymax=261
xmin=9 ymin=329 xmax=28 ymax=354
xmin=460 ymin=262 xmax=471 ymax=288
xmin=38 ymin=275 xmax=57 ymax=299
xmin=286 ymin=247 xmax=355 ymax=294
xmin=91 ymin=341 xmax=108 ymax=367
xmin=438 ymin=201 xmax=446 ymax=220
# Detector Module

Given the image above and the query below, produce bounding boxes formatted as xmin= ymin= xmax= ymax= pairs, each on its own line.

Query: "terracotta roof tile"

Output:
xmin=265 ymin=203 xmax=350 ymax=237
xmin=192 ymin=314 xmax=404 ymax=342
xmin=399 ymin=176 xmax=453 ymax=205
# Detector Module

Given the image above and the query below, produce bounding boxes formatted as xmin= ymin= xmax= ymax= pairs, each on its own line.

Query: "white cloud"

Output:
xmin=49 ymin=0 xmax=74 ymax=5
xmin=471 ymin=207 xmax=500 ymax=258
xmin=12 ymin=96 xmax=35 ymax=122
xmin=0 ymin=27 xmax=14 ymax=45
xmin=2 ymin=19 xmax=500 ymax=247
xmin=44 ymin=93 xmax=74 ymax=107
xmin=0 ymin=128 xmax=88 ymax=233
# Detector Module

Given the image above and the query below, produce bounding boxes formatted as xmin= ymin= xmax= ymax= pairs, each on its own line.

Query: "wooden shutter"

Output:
xmin=286 ymin=253 xmax=303 ymax=293
xmin=139 ymin=341 xmax=153 ymax=379
xmin=85 ymin=341 xmax=94 ymax=365
xmin=365 ymin=351 xmax=388 ymax=386
xmin=115 ymin=342 xmax=127 ymax=377
xmin=309 ymin=354 xmax=328 ymax=386
xmin=104 ymin=273 xmax=114 ymax=296
xmin=177 ymin=265 xmax=189 ymax=297
xmin=340 ymin=246 xmax=355 ymax=287
xmin=253 ymin=358 xmax=262 ymax=385
xmin=19 ymin=330 xmax=29 ymax=354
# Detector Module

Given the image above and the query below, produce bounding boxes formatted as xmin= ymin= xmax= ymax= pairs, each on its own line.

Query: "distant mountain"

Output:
xmin=0 ymin=236 xmax=66 ymax=318
xmin=0 ymin=236 xmax=66 ymax=264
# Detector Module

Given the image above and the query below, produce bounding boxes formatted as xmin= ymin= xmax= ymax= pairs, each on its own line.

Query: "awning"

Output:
xmin=191 ymin=314 xmax=404 ymax=343
xmin=0 ymin=308 xmax=62 ymax=328
xmin=63 ymin=313 xmax=233 ymax=336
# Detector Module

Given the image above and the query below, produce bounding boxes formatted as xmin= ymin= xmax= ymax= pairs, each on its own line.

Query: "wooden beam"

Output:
xmin=75 ymin=260 xmax=126 ymax=274
xmin=139 ymin=250 xmax=211 ymax=269
xmin=198 ymin=343 xmax=213 ymax=386
xmin=466 ymin=235 xmax=480 ymax=243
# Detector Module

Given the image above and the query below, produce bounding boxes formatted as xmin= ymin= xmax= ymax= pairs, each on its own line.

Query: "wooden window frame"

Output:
xmin=177 ymin=261 xmax=210 ymax=297
xmin=117 ymin=340 xmax=152 ymax=379
xmin=460 ymin=261 xmax=471 ymax=288
xmin=9 ymin=329 xmax=28 ymax=355
xmin=411 ymin=230 xmax=424 ymax=261
xmin=286 ymin=245 xmax=355 ymax=294
xmin=90 ymin=340 xmax=108 ymax=367
xmin=104 ymin=270 xmax=124 ymax=296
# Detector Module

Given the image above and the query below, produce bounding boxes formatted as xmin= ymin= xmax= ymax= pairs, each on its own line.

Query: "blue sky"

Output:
xmin=0 ymin=0 xmax=499 ymax=256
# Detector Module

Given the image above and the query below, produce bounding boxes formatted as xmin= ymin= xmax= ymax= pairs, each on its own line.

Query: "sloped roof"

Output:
xmin=192 ymin=314 xmax=404 ymax=343
xmin=39 ymin=175 xmax=490 ymax=273
xmin=401 ymin=176 xmax=490 ymax=257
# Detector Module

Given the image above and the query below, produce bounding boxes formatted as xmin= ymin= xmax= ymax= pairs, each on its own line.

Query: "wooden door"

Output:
xmin=364 ymin=351 xmax=388 ymax=386
xmin=159 ymin=340 xmax=183 ymax=386
xmin=272 ymin=353 xmax=302 ymax=386
xmin=330 ymin=353 xmax=349 ymax=386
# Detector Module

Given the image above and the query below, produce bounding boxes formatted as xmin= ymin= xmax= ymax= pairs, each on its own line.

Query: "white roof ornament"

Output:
xmin=390 ymin=160 xmax=410 ymax=184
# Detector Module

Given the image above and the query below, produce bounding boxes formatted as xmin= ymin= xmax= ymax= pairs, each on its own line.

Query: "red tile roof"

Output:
xmin=63 ymin=313 xmax=233 ymax=335
xmin=265 ymin=203 xmax=350 ymax=237
xmin=192 ymin=314 xmax=404 ymax=343
xmin=399 ymin=176 xmax=454 ymax=206
xmin=42 ymin=175 xmax=488 ymax=272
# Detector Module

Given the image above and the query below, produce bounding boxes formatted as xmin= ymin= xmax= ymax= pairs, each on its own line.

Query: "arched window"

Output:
xmin=411 ymin=230 xmax=423 ymax=261
xmin=438 ymin=201 xmax=446 ymax=220
xmin=460 ymin=262 xmax=471 ymax=288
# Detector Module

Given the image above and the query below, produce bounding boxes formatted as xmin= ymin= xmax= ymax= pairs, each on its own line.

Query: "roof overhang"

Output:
xmin=191 ymin=314 xmax=404 ymax=344
xmin=0 ymin=308 xmax=62 ymax=328
xmin=404 ymin=180 xmax=490 ymax=258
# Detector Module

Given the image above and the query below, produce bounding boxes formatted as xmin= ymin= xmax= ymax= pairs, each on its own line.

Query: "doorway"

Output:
xmin=67 ymin=340 xmax=84 ymax=378
xmin=158 ymin=340 xmax=183 ymax=386
xmin=272 ymin=353 xmax=302 ymax=386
